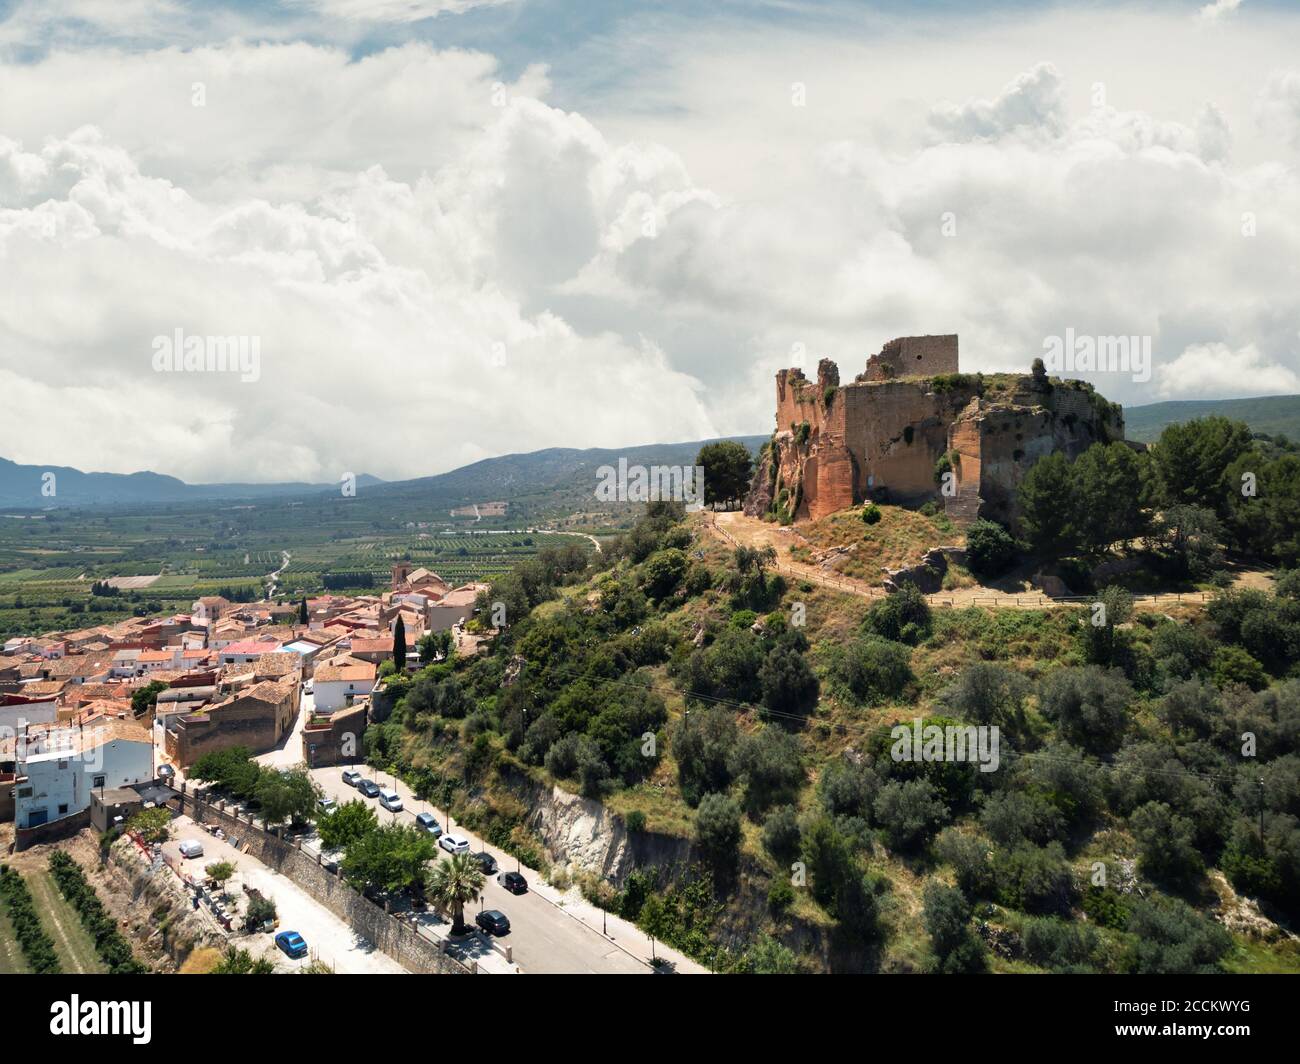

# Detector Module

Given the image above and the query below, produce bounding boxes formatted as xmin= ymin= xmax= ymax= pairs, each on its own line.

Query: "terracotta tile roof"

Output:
xmin=254 ymin=652 xmax=301 ymax=677
xmin=314 ymin=661 xmax=377 ymax=684
xmin=221 ymin=639 xmax=282 ymax=656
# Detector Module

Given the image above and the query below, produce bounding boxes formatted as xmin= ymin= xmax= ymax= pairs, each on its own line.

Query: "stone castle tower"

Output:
xmin=745 ymin=334 xmax=1124 ymax=528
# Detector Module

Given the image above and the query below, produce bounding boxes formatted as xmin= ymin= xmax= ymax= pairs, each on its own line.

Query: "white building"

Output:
xmin=426 ymin=584 xmax=486 ymax=633
xmin=312 ymin=660 xmax=377 ymax=713
xmin=0 ymin=698 xmax=58 ymax=734
xmin=14 ymin=715 xmax=154 ymax=830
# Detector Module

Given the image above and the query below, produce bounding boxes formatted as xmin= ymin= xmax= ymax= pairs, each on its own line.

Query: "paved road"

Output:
xmin=162 ymin=813 xmax=405 ymax=974
xmin=255 ymin=689 xmax=311 ymax=770
xmin=307 ymin=764 xmax=704 ymax=974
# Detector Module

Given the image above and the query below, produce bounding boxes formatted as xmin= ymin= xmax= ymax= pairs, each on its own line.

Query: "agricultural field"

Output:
xmin=0 ymin=906 xmax=28 ymax=974
xmin=0 ymin=498 xmax=599 ymax=639
xmin=23 ymin=868 xmax=106 ymax=975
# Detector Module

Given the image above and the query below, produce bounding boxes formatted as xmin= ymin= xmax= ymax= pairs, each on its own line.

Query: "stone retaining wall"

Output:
xmin=174 ymin=791 xmax=469 ymax=975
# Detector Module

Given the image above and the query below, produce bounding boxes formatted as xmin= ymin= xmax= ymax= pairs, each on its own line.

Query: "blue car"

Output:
xmin=275 ymin=930 xmax=308 ymax=959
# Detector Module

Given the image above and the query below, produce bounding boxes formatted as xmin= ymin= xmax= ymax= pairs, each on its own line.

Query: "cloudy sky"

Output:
xmin=0 ymin=0 xmax=1297 ymax=484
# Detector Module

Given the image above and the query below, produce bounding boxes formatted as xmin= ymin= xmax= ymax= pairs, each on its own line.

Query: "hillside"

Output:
xmin=1124 ymin=394 xmax=1300 ymax=443
xmin=0 ymin=458 xmax=384 ymax=508
xmin=356 ymin=436 xmax=768 ymax=525
xmin=0 ymin=436 xmax=768 ymax=519
xmin=364 ymin=502 xmax=1300 ymax=975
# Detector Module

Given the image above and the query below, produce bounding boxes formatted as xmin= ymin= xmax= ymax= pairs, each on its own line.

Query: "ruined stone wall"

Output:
xmin=751 ymin=337 xmax=1124 ymax=529
xmin=839 ymin=380 xmax=979 ymax=507
xmin=864 ymin=334 xmax=959 ymax=381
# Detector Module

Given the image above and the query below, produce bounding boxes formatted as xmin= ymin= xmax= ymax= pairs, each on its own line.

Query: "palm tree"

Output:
xmin=428 ymin=852 xmax=485 ymax=935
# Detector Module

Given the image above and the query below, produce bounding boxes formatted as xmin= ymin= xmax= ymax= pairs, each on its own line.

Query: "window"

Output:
xmin=58 ymin=804 xmax=68 ymax=815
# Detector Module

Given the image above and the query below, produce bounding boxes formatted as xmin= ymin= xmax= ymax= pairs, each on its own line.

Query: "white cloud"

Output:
xmin=1256 ymin=70 xmax=1300 ymax=149
xmin=0 ymin=52 xmax=718 ymax=482
xmin=2 ymin=7 xmax=1300 ymax=483
xmin=1155 ymin=342 xmax=1300 ymax=398
xmin=290 ymin=0 xmax=513 ymax=22
xmin=1197 ymin=0 xmax=1244 ymax=25
xmin=928 ymin=62 xmax=1067 ymax=142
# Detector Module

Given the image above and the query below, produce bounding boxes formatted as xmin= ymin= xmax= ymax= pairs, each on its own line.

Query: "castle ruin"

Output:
xmin=744 ymin=334 xmax=1124 ymax=528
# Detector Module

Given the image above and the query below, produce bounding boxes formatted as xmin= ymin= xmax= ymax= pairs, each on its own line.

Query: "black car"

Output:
xmin=476 ymin=909 xmax=510 ymax=936
xmin=498 ymin=871 xmax=527 ymax=894
xmin=473 ymin=851 xmax=498 ymax=875
xmin=357 ymin=779 xmax=380 ymax=798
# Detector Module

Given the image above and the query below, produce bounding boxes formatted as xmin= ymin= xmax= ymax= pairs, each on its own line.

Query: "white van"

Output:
xmin=178 ymin=839 xmax=204 ymax=859
xmin=378 ymin=788 xmax=403 ymax=812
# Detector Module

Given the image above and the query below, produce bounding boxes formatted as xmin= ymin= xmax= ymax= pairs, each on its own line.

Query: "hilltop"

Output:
xmin=1124 ymin=394 xmax=1300 ymax=443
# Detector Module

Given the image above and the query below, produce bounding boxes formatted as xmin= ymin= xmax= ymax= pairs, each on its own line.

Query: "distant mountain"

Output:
xmin=1124 ymin=394 xmax=1300 ymax=443
xmin=0 ymin=457 xmax=383 ymax=508
xmin=356 ymin=436 xmax=770 ymax=523
xmin=0 ymin=436 xmax=769 ymax=517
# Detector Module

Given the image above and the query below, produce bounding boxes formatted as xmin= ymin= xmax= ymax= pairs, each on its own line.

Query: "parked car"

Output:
xmin=178 ymin=839 xmax=204 ymax=859
xmin=498 ymin=871 xmax=527 ymax=894
xmin=378 ymin=788 xmax=403 ymax=813
xmin=157 ymin=764 xmax=176 ymax=782
xmin=415 ymin=812 xmax=442 ymax=837
xmin=439 ymin=833 xmax=470 ymax=854
xmin=357 ymin=779 xmax=380 ymax=798
xmin=304 ymin=680 xmax=314 ymax=695
xmin=476 ymin=909 xmax=510 ymax=936
xmin=275 ymin=930 xmax=308 ymax=959
xmin=317 ymin=797 xmax=337 ymax=816
xmin=473 ymin=851 xmax=498 ymax=875
xmin=342 ymin=769 xmax=362 ymax=787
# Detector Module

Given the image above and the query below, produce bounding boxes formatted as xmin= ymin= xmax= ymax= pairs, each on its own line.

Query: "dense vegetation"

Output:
xmin=351 ymin=477 xmax=1300 ymax=973
xmin=1018 ymin=416 xmax=1300 ymax=572
xmin=189 ymin=748 xmax=321 ymax=828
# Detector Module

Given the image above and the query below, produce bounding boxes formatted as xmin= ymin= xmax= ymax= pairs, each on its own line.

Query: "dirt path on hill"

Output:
xmin=705 ymin=511 xmax=1271 ymax=611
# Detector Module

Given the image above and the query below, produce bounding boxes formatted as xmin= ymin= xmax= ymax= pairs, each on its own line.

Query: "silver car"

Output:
xmin=438 ymin=833 xmax=470 ymax=854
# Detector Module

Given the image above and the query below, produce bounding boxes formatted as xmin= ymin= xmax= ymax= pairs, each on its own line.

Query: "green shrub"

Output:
xmin=861 ymin=503 xmax=882 ymax=525
xmin=48 ymin=852 xmax=147 ymax=974
xmin=964 ymin=519 xmax=1017 ymax=577
xmin=767 ymin=878 xmax=795 ymax=916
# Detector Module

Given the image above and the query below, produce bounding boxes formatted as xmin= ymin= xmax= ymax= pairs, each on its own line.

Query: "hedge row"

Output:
xmin=47 ymin=852 xmax=148 ymax=974
xmin=0 ymin=864 xmax=62 ymax=973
